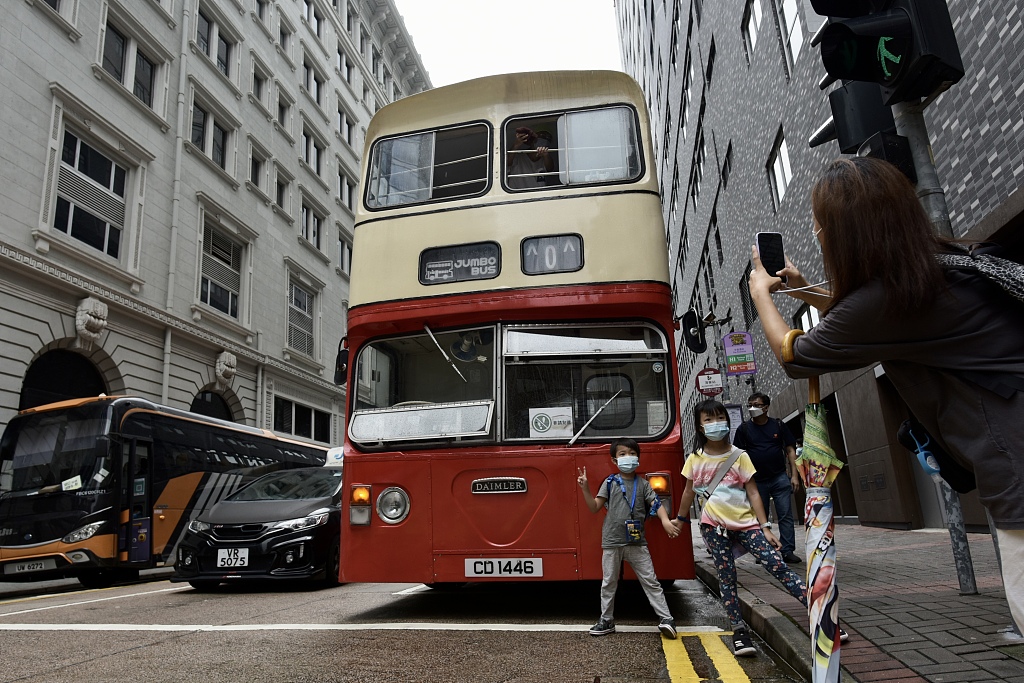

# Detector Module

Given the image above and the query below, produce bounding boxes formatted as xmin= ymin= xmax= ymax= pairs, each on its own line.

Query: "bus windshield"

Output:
xmin=0 ymin=405 xmax=114 ymax=495
xmin=347 ymin=323 xmax=671 ymax=447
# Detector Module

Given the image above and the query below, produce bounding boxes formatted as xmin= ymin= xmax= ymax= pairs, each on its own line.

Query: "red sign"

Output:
xmin=695 ymin=368 xmax=724 ymax=397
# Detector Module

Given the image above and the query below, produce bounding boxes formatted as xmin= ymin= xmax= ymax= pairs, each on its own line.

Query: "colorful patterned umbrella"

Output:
xmin=784 ymin=330 xmax=845 ymax=683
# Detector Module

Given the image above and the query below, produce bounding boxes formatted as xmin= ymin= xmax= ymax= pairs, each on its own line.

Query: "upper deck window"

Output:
xmin=504 ymin=106 xmax=642 ymax=190
xmin=365 ymin=123 xmax=489 ymax=209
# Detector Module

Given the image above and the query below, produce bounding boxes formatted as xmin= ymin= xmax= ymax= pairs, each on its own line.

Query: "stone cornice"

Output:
xmin=0 ymin=240 xmax=343 ymax=396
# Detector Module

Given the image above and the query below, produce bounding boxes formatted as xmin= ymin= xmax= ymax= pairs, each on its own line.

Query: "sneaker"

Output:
xmin=783 ymin=552 xmax=802 ymax=564
xmin=658 ymin=619 xmax=677 ymax=639
xmin=589 ymin=619 xmax=615 ymax=636
xmin=732 ymin=627 xmax=756 ymax=656
xmin=839 ymin=627 xmax=849 ymax=643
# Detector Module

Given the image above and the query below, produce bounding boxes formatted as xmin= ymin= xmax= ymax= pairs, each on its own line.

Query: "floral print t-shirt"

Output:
xmin=682 ymin=446 xmax=760 ymax=531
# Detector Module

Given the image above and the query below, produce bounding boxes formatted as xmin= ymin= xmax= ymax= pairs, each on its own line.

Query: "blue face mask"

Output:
xmin=703 ymin=421 xmax=730 ymax=442
xmin=616 ymin=455 xmax=639 ymax=473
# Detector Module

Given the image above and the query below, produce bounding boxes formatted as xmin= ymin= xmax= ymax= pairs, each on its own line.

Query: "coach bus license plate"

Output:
xmin=4 ymin=558 xmax=57 ymax=575
xmin=464 ymin=558 xmax=543 ymax=577
xmin=217 ymin=548 xmax=248 ymax=568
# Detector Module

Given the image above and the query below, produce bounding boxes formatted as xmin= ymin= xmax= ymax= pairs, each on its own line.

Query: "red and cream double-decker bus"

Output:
xmin=339 ymin=71 xmax=694 ymax=585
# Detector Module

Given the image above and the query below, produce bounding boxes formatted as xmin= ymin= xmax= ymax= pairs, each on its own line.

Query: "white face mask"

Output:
xmin=748 ymin=407 xmax=764 ymax=418
xmin=616 ymin=455 xmax=639 ymax=473
xmin=703 ymin=421 xmax=730 ymax=442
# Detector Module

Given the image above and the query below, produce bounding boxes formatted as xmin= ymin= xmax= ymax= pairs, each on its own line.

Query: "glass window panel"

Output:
xmin=61 ymin=132 xmax=78 ymax=165
xmin=273 ymin=396 xmax=292 ymax=433
xmin=54 ymin=197 xmax=70 ymax=232
xmin=77 ymin=141 xmax=114 ymax=189
xmin=212 ymin=123 xmax=227 ymax=168
xmin=217 ymin=35 xmax=230 ymax=75
xmin=191 ymin=105 xmax=207 ymax=148
xmin=134 ymin=50 xmax=155 ymax=106
xmin=196 ymin=11 xmax=211 ymax=55
xmin=102 ymin=24 xmax=126 ymax=83
xmin=294 ymin=403 xmax=312 ymax=438
xmin=67 ymin=205 xmax=109 ymax=253
xmin=562 ymin=107 xmax=639 ymax=184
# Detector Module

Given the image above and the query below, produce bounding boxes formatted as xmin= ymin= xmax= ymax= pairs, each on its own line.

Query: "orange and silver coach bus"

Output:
xmin=340 ymin=71 xmax=695 ymax=585
xmin=0 ymin=396 xmax=330 ymax=587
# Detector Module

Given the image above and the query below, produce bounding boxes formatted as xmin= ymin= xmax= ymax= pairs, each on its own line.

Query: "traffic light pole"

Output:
xmin=891 ymin=98 xmax=954 ymax=238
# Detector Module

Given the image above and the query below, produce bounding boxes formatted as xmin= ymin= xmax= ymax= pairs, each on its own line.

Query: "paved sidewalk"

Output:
xmin=691 ymin=523 xmax=1024 ymax=682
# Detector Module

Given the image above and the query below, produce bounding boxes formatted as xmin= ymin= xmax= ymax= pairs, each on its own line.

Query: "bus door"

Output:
xmin=126 ymin=440 xmax=152 ymax=564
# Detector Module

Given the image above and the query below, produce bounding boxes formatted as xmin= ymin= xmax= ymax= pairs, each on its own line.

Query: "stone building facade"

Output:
xmin=0 ymin=0 xmax=428 ymax=447
xmin=615 ymin=0 xmax=1023 ymax=529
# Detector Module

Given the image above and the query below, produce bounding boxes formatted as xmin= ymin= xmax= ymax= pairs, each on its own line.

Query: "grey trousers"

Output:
xmin=599 ymin=545 xmax=673 ymax=622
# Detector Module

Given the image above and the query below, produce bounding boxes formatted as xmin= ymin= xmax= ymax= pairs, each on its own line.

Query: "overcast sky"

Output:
xmin=392 ymin=0 xmax=623 ymax=88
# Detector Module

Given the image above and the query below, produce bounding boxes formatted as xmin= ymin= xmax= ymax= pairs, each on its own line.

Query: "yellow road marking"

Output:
xmin=662 ymin=632 xmax=753 ymax=683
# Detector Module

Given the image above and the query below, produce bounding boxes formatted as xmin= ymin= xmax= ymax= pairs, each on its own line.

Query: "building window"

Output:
xmin=199 ymin=224 xmax=243 ymax=319
xmin=338 ymin=107 xmax=354 ymax=146
xmin=778 ymin=0 xmax=804 ymax=69
xmin=195 ymin=6 xmax=235 ymax=78
xmin=288 ymin=281 xmax=316 ymax=356
xmin=301 ymin=202 xmax=323 ymax=248
xmin=722 ymin=142 xmax=733 ymax=189
xmin=705 ymin=38 xmax=716 ymax=87
xmin=742 ymin=0 xmax=763 ymax=63
xmin=740 ymin=263 xmax=758 ymax=328
xmin=303 ymin=0 xmax=323 ymax=38
xmin=251 ymin=57 xmax=271 ymax=110
xmin=190 ymin=100 xmax=230 ymax=169
xmin=302 ymin=127 xmax=324 ymax=176
xmin=274 ymin=396 xmax=331 ymax=442
xmin=100 ymin=21 xmax=164 ymax=110
xmin=255 ymin=0 xmax=269 ymax=23
xmin=53 ymin=130 xmax=127 ymax=259
xmin=303 ymin=57 xmax=325 ymax=107
xmin=794 ymin=302 xmax=820 ymax=332
xmin=249 ymin=140 xmax=269 ymax=193
xmin=339 ymin=172 xmax=356 ymax=210
xmin=338 ymin=235 xmax=352 ymax=275
xmin=767 ymin=130 xmax=792 ymax=210
xmin=274 ymin=164 xmax=292 ymax=211
xmin=690 ymin=127 xmax=706 ymax=209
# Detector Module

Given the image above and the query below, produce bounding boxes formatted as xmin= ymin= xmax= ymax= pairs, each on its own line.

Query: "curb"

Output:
xmin=694 ymin=558 xmax=816 ymax=682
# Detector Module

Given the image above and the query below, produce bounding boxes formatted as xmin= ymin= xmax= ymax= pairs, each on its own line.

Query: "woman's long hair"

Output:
xmin=811 ymin=157 xmax=947 ymax=314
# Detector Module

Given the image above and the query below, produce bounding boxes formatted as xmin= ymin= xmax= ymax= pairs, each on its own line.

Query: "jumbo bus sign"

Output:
xmin=723 ymin=332 xmax=757 ymax=376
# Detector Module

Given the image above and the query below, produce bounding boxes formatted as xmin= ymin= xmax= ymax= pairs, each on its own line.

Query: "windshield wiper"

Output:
xmin=424 ymin=324 xmax=468 ymax=384
xmin=568 ymin=390 xmax=623 ymax=446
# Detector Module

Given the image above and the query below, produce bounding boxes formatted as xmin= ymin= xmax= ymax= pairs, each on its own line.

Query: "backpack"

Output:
xmin=935 ymin=242 xmax=1024 ymax=303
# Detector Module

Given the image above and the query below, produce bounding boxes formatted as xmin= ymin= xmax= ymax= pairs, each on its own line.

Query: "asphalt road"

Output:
xmin=0 ymin=577 xmax=804 ymax=682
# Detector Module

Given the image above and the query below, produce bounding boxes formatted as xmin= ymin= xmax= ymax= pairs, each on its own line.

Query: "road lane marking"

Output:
xmin=0 ymin=622 xmax=725 ymax=633
xmin=0 ymin=586 xmax=191 ymax=617
xmin=392 ymin=585 xmax=432 ymax=595
xmin=662 ymin=632 xmax=753 ymax=683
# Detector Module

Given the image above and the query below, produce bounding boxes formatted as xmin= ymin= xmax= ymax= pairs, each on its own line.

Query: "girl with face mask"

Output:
xmin=672 ymin=399 xmax=810 ymax=657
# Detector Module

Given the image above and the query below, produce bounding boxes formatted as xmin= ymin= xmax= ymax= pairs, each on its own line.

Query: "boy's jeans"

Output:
xmin=599 ymin=545 xmax=673 ymax=622
xmin=756 ymin=471 xmax=797 ymax=556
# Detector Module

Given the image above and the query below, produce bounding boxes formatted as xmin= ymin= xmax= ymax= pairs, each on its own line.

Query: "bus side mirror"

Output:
xmin=334 ymin=338 xmax=349 ymax=386
xmin=681 ymin=310 xmax=707 ymax=354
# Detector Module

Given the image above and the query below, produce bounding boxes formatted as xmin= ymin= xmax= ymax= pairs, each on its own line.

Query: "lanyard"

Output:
xmin=612 ymin=475 xmax=639 ymax=516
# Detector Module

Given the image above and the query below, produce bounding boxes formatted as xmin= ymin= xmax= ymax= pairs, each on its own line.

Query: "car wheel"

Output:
xmin=323 ymin=541 xmax=341 ymax=587
xmin=188 ymin=580 xmax=222 ymax=592
xmin=78 ymin=570 xmax=117 ymax=589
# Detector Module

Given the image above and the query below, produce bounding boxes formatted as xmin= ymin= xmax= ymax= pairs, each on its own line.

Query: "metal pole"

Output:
xmin=933 ymin=477 xmax=977 ymax=595
xmin=894 ymin=97 xmax=979 ymax=594
xmin=891 ymin=99 xmax=954 ymax=238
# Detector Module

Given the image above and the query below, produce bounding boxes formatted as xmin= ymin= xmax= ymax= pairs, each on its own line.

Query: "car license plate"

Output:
xmin=4 ymin=558 xmax=57 ymax=575
xmin=464 ymin=558 xmax=543 ymax=577
xmin=216 ymin=548 xmax=249 ymax=568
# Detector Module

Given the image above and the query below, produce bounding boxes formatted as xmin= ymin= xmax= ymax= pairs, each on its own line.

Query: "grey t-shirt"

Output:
xmin=784 ymin=269 xmax=1024 ymax=527
xmin=599 ymin=474 xmax=662 ymax=547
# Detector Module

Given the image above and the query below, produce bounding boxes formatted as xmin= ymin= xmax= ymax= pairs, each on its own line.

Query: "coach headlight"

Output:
xmin=62 ymin=521 xmax=104 ymax=544
xmin=376 ymin=487 xmax=410 ymax=524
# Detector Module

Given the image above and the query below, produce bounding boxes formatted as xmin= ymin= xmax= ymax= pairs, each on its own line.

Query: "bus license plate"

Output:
xmin=464 ymin=558 xmax=543 ymax=577
xmin=5 ymin=558 xmax=57 ymax=575
xmin=217 ymin=548 xmax=249 ymax=568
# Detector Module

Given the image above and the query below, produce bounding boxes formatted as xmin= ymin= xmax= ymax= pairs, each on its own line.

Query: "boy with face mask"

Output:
xmin=577 ymin=437 xmax=679 ymax=638
xmin=672 ymin=399 xmax=812 ymax=657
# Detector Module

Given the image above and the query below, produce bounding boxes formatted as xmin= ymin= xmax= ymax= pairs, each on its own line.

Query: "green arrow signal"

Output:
xmin=876 ymin=36 xmax=902 ymax=79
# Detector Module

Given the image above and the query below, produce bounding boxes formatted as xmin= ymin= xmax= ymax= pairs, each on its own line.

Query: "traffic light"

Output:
xmin=681 ymin=310 xmax=707 ymax=354
xmin=810 ymin=0 xmax=964 ymax=105
xmin=809 ymin=81 xmax=896 ymax=153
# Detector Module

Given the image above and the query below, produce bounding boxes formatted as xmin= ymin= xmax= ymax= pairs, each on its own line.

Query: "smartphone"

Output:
xmin=755 ymin=232 xmax=788 ymax=284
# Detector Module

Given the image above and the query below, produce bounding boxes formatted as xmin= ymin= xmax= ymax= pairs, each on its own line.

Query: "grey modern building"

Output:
xmin=0 ymin=0 xmax=427 ymax=446
xmin=615 ymin=0 xmax=1023 ymax=530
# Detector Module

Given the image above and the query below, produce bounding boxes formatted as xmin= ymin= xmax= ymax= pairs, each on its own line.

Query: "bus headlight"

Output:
xmin=62 ymin=522 xmax=104 ymax=544
xmin=376 ymin=487 xmax=410 ymax=524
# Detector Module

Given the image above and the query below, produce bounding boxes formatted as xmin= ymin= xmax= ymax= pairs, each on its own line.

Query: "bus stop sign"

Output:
xmin=695 ymin=368 xmax=724 ymax=397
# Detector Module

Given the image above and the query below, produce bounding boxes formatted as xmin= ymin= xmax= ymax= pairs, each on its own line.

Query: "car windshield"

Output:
xmin=228 ymin=469 xmax=342 ymax=502
xmin=0 ymin=405 xmax=114 ymax=495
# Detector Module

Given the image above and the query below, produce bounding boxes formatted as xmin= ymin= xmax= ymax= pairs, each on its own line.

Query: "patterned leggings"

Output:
xmin=700 ymin=523 xmax=807 ymax=627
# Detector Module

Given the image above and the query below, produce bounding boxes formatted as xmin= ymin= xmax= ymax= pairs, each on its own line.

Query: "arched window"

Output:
xmin=20 ymin=350 xmax=106 ymax=410
xmin=190 ymin=391 xmax=233 ymax=421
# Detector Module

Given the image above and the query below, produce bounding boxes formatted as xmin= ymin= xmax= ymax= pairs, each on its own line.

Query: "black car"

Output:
xmin=172 ymin=467 xmax=343 ymax=589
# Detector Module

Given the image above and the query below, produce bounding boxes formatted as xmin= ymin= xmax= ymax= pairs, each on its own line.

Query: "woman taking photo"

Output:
xmin=747 ymin=156 xmax=1024 ymax=628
